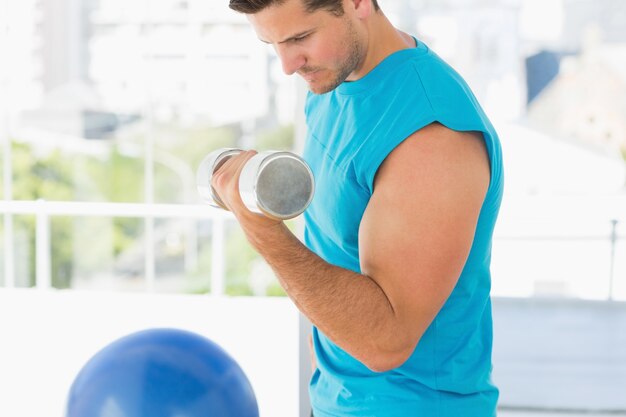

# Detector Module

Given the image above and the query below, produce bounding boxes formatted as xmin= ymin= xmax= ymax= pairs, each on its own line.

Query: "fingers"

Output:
xmin=211 ymin=150 xmax=258 ymax=214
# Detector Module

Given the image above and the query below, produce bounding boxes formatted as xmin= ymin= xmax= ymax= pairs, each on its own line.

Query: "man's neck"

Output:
xmin=349 ymin=13 xmax=415 ymax=81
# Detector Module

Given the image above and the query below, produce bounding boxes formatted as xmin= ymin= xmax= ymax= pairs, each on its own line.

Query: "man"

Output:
xmin=212 ymin=0 xmax=504 ymax=415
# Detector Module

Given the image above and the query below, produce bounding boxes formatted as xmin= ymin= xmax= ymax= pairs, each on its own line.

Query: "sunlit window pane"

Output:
xmin=153 ymin=217 xmax=210 ymax=294
xmin=55 ymin=216 xmax=146 ymax=291
xmin=11 ymin=214 xmax=36 ymax=288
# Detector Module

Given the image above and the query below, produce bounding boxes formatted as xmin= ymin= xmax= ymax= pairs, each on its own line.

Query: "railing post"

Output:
xmin=608 ymin=219 xmax=618 ymax=301
xmin=211 ymin=216 xmax=225 ymax=296
xmin=299 ymin=313 xmax=313 ymax=417
xmin=145 ymin=215 xmax=155 ymax=292
xmin=35 ymin=200 xmax=51 ymax=290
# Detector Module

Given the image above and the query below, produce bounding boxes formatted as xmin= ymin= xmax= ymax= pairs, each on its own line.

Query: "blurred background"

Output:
xmin=0 ymin=0 xmax=624 ymax=416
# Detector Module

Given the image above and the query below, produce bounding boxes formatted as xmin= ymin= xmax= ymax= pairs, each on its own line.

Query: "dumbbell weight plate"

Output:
xmin=196 ymin=148 xmax=243 ymax=210
xmin=239 ymin=151 xmax=315 ymax=220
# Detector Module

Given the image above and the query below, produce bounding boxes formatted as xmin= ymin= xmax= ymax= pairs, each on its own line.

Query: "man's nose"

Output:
xmin=275 ymin=45 xmax=305 ymax=75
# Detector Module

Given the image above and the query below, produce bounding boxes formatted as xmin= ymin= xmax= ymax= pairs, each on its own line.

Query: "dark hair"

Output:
xmin=229 ymin=0 xmax=380 ymax=16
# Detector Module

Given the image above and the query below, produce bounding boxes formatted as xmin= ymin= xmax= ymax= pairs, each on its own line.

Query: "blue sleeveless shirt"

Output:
xmin=302 ymin=39 xmax=503 ymax=416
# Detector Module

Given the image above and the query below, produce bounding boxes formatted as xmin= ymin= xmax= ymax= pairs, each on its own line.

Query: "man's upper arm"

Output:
xmin=358 ymin=122 xmax=490 ymax=357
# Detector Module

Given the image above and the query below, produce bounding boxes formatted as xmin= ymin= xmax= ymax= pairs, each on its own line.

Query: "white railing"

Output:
xmin=493 ymin=195 xmax=626 ymax=301
xmin=2 ymin=198 xmax=626 ymax=300
xmin=0 ymin=199 xmax=233 ymax=294
xmin=494 ymin=219 xmax=625 ymax=300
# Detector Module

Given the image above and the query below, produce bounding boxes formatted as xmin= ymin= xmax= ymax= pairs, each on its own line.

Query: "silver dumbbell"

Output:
xmin=196 ymin=148 xmax=315 ymax=220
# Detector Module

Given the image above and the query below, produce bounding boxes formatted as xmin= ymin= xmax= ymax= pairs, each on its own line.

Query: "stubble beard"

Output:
xmin=306 ymin=20 xmax=364 ymax=95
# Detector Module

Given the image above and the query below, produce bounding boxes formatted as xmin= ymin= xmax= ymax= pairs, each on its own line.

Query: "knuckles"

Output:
xmin=210 ymin=169 xmax=228 ymax=190
xmin=209 ymin=150 xmax=256 ymax=208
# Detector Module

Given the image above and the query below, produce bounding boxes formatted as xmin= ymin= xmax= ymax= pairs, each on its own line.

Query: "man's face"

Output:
xmin=247 ymin=0 xmax=365 ymax=94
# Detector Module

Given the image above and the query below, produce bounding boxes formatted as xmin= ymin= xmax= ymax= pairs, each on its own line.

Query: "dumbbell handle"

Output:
xmin=196 ymin=148 xmax=315 ymax=220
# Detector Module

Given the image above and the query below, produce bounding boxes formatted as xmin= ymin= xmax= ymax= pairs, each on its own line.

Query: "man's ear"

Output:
xmin=348 ymin=0 xmax=372 ymax=19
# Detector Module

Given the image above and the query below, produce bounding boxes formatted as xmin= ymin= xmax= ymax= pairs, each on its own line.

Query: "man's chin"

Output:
xmin=306 ymin=79 xmax=341 ymax=95
xmin=308 ymin=85 xmax=330 ymax=95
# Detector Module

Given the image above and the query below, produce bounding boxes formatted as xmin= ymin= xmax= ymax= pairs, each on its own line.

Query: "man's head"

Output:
xmin=230 ymin=0 xmax=379 ymax=16
xmin=230 ymin=0 xmax=379 ymax=94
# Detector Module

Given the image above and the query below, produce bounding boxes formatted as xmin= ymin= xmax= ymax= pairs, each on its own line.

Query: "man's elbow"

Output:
xmin=361 ymin=343 xmax=417 ymax=373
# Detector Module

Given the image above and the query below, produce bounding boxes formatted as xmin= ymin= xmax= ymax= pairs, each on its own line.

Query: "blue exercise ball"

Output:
xmin=66 ymin=328 xmax=259 ymax=417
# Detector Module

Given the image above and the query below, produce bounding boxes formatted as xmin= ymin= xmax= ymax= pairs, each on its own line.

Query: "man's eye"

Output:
xmin=293 ymin=34 xmax=309 ymax=42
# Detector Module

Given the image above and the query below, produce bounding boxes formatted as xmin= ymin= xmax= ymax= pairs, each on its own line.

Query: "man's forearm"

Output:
xmin=244 ymin=221 xmax=411 ymax=371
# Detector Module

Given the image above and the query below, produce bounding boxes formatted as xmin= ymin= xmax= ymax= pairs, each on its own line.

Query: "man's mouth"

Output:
xmin=300 ymin=69 xmax=321 ymax=81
